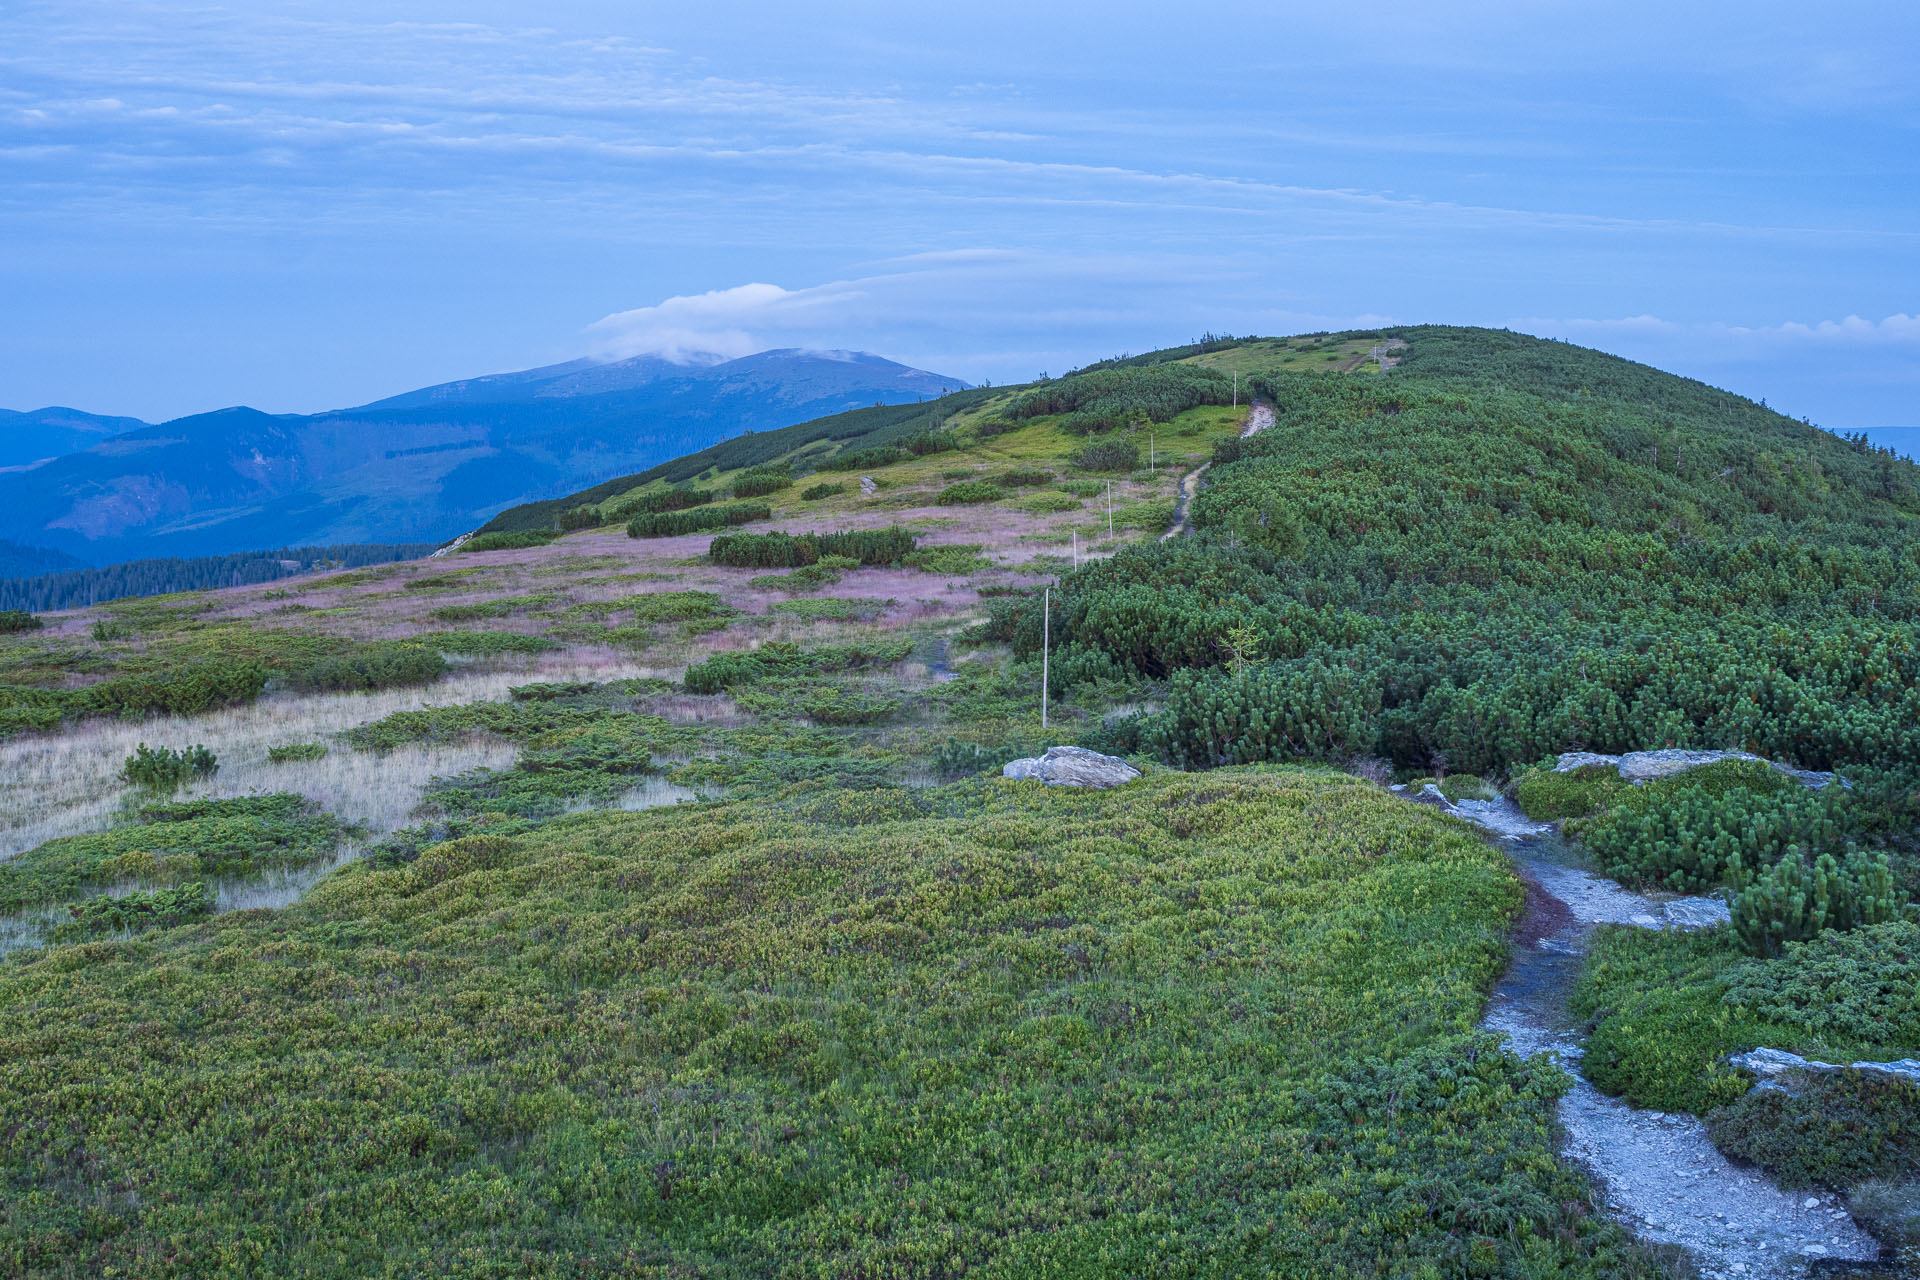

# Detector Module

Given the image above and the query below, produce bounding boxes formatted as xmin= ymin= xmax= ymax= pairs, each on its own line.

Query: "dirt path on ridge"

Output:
xmin=1161 ymin=400 xmax=1273 ymax=542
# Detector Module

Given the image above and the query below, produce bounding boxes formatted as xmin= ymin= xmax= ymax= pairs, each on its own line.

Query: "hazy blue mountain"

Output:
xmin=0 ymin=350 xmax=967 ymax=562
xmin=0 ymin=406 xmax=149 ymax=469
xmin=0 ymin=538 xmax=87 ymax=579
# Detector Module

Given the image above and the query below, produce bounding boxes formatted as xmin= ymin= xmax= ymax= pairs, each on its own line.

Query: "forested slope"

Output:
xmin=1003 ymin=326 xmax=1920 ymax=790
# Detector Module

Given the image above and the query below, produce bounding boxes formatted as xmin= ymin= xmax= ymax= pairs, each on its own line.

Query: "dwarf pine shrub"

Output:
xmin=1726 ymin=846 xmax=1904 ymax=957
xmin=122 ymin=742 xmax=218 ymax=790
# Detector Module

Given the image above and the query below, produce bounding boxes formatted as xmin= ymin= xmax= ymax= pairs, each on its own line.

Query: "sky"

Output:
xmin=2 ymin=0 xmax=1917 ymax=427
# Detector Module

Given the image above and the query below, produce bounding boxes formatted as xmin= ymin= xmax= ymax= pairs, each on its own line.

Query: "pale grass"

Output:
xmin=1 ymin=653 xmax=666 ymax=858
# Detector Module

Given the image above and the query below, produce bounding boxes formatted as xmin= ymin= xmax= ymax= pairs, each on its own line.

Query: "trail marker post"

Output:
xmin=1041 ymin=587 xmax=1050 ymax=729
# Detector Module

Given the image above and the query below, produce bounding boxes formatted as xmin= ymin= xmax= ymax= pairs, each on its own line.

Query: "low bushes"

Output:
xmin=1707 ymin=1069 xmax=1920 ymax=1190
xmin=1566 ymin=761 xmax=1851 ymax=893
xmin=1726 ymin=847 xmax=1904 ymax=957
xmin=994 ymin=468 xmax=1053 ymax=487
xmin=267 ymin=741 xmax=329 ymax=763
xmin=0 ymin=609 xmax=40 ymax=633
xmin=0 ymin=661 xmax=272 ymax=736
xmin=682 ymin=638 xmax=912 ymax=693
xmin=1572 ymin=926 xmax=1786 ymax=1113
xmin=1005 ymin=363 xmax=1235 ymax=433
xmin=122 ymin=743 xmax=218 ymax=790
xmin=606 ymin=487 xmax=714 ymax=521
xmin=733 ymin=679 xmax=899 ymax=723
xmin=556 ymin=506 xmax=602 ymax=530
xmin=1722 ymin=921 xmax=1920 ymax=1043
xmin=1574 ymin=921 xmax=1920 ymax=1116
xmin=1012 ymin=491 xmax=1082 ymax=513
xmin=768 ymin=598 xmax=881 ymax=623
xmin=708 ymin=529 xmax=916 ymax=568
xmin=627 ymin=502 xmax=770 ymax=538
xmin=630 ymin=590 xmax=726 ymax=623
xmin=0 ymin=793 xmax=341 ymax=913
xmin=457 ymin=530 xmax=557 ymax=553
xmin=819 ymin=446 xmax=906 ymax=472
xmin=800 ymin=481 xmax=845 ymax=501
xmin=431 ymin=593 xmax=556 ymax=622
xmin=1514 ymin=762 xmax=1629 ymax=820
xmin=1437 ymin=773 xmax=1496 ymax=801
xmin=0 ymin=768 xmax=1674 ymax=1276
xmin=731 ymin=467 xmax=792 ymax=498
xmin=900 ymin=429 xmax=959 ymax=456
xmin=419 ymin=630 xmax=558 ymax=655
xmin=101 ymin=663 xmax=271 ymax=718
xmin=1145 ymin=662 xmax=1383 ymax=769
xmin=292 ymin=642 xmax=447 ymax=693
xmin=935 ymin=481 xmax=1003 ymax=505
xmin=903 ymin=544 xmax=991 ymax=575
xmin=54 ymin=882 xmax=213 ymax=941
xmin=1069 ymin=438 xmax=1139 ymax=472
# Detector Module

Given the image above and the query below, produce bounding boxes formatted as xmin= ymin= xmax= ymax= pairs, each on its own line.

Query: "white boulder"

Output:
xmin=1002 ymin=746 xmax=1141 ymax=789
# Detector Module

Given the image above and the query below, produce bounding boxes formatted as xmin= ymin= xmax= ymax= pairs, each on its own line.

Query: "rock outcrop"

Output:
xmin=1728 ymin=1046 xmax=1920 ymax=1090
xmin=1002 ymin=746 xmax=1141 ymax=789
xmin=1552 ymin=748 xmax=1839 ymax=790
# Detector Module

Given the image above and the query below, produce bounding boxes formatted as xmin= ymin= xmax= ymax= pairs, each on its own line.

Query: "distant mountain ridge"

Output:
xmin=0 ymin=406 xmax=149 ymax=470
xmin=0 ymin=349 xmax=968 ymax=563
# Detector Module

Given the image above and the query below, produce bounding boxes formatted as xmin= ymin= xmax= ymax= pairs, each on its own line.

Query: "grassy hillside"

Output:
xmin=5 ymin=325 xmax=1916 ymax=1274
xmin=478 ymin=388 xmax=1005 ymax=535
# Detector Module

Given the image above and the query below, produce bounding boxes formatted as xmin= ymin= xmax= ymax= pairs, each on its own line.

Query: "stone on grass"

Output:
xmin=1002 ymin=746 xmax=1140 ymax=789
xmin=1728 ymin=1046 xmax=1920 ymax=1089
xmin=1553 ymin=748 xmax=1839 ymax=790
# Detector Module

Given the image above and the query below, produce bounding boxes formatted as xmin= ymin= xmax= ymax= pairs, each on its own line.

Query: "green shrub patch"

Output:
xmin=121 ymin=743 xmax=218 ymax=791
xmin=457 ymin=530 xmax=557 ymax=553
xmin=0 ymin=769 xmax=1680 ymax=1276
xmin=935 ymin=481 xmax=1004 ymax=505
xmin=627 ymin=502 xmax=770 ymax=538
xmin=683 ymin=639 xmax=913 ymax=693
xmin=0 ymin=793 xmax=343 ymax=914
xmin=708 ymin=529 xmax=916 ymax=568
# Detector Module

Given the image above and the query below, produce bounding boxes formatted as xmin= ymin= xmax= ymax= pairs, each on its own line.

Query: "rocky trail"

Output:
xmin=1162 ymin=400 xmax=1272 ymax=541
xmin=1416 ymin=789 xmax=1887 ymax=1278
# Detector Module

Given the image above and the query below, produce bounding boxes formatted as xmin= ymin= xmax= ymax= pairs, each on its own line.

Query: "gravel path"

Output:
xmin=1161 ymin=400 xmax=1273 ymax=541
xmin=1429 ymin=793 xmax=1886 ymax=1277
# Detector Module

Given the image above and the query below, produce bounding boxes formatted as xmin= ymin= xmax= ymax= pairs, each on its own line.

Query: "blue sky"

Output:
xmin=2 ymin=0 xmax=1916 ymax=427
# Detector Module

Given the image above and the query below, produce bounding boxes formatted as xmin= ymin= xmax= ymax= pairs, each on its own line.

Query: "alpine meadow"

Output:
xmin=5 ymin=326 xmax=1920 ymax=1279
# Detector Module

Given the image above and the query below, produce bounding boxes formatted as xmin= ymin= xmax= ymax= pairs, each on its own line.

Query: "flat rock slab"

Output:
xmin=1553 ymin=748 xmax=1838 ymax=790
xmin=1730 ymin=1046 xmax=1920 ymax=1087
xmin=1002 ymin=746 xmax=1141 ymax=789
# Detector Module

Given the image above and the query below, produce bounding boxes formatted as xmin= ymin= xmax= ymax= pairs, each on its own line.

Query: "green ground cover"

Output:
xmin=0 ymin=794 xmax=344 ymax=913
xmin=0 ymin=768 xmax=1678 ymax=1278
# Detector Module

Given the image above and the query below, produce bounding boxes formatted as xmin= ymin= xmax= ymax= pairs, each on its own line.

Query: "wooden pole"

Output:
xmin=1041 ymin=587 xmax=1050 ymax=730
xmin=1106 ymin=482 xmax=1113 ymax=539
